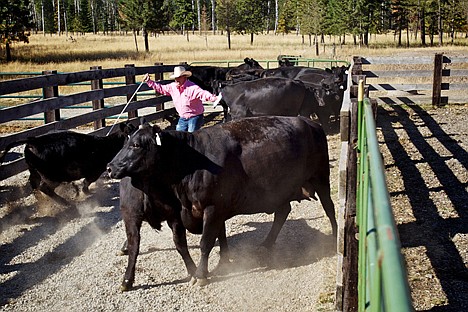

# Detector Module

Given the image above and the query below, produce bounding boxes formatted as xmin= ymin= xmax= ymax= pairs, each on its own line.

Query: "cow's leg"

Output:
xmin=37 ymin=180 xmax=74 ymax=208
xmin=168 ymin=219 xmax=197 ymax=278
xmin=82 ymin=178 xmax=92 ymax=195
xmin=82 ymin=172 xmax=102 ymax=195
xmin=309 ymin=180 xmax=337 ymax=237
xmin=119 ymin=239 xmax=128 ymax=255
xmin=316 ymin=108 xmax=331 ymax=133
xmin=218 ymin=222 xmax=230 ymax=265
xmin=192 ymin=205 xmax=222 ymax=286
xmin=261 ymin=203 xmax=291 ymax=248
xmin=120 ymin=215 xmax=143 ymax=291
xmin=28 ymin=168 xmax=41 ymax=190
xmin=212 ymin=222 xmax=231 ymax=274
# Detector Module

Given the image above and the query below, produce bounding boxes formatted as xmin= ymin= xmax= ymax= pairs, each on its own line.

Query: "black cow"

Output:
xmin=224 ymin=57 xmax=263 ymax=80
xmin=263 ymin=65 xmax=349 ymax=128
xmin=188 ymin=65 xmax=230 ymax=93
xmin=107 ymin=116 xmax=337 ymax=288
xmin=187 ymin=58 xmax=262 ymax=93
xmin=215 ymin=77 xmax=326 ymax=125
xmin=0 ymin=122 xmax=135 ymax=209
xmin=237 ymin=57 xmax=262 ymax=69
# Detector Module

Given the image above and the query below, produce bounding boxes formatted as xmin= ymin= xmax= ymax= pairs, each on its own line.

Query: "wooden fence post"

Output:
xmin=125 ymin=64 xmax=138 ymax=119
xmin=342 ymin=98 xmax=359 ymax=312
xmin=154 ymin=62 xmax=163 ymax=112
xmin=432 ymin=53 xmax=443 ymax=107
xmin=42 ymin=70 xmax=60 ymax=123
xmin=91 ymin=66 xmax=105 ymax=129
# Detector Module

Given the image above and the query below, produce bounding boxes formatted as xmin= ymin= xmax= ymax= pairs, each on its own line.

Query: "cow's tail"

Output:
xmin=0 ymin=139 xmax=30 ymax=165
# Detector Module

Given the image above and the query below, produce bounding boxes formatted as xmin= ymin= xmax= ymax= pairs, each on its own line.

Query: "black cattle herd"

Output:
xmin=1 ymin=57 xmax=348 ymax=291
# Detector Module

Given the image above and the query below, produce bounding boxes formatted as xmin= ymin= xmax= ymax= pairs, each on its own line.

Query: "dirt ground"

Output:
xmin=377 ymin=103 xmax=468 ymax=311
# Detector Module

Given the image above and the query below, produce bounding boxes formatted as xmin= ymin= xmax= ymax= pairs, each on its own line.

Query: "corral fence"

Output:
xmin=355 ymin=53 xmax=468 ymax=106
xmin=336 ymin=58 xmax=412 ymax=311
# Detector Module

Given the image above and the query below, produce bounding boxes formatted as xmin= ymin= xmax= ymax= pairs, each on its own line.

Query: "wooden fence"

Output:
xmin=354 ymin=54 xmax=468 ymax=106
xmin=0 ymin=63 xmax=187 ymax=180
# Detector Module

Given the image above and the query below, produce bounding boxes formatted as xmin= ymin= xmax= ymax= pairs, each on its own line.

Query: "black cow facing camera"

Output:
xmin=107 ymin=116 xmax=336 ymax=290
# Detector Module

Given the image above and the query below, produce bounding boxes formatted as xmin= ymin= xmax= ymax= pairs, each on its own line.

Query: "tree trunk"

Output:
xmin=274 ymin=0 xmax=278 ymax=34
xmin=250 ymin=33 xmax=254 ymax=45
xmin=438 ymin=0 xmax=443 ymax=46
xmin=133 ymin=30 xmax=139 ymax=52
xmin=196 ymin=0 xmax=201 ymax=32
xmin=6 ymin=42 xmax=12 ymax=62
xmin=421 ymin=7 xmax=426 ymax=46
xmin=42 ymin=1 xmax=45 ymax=36
xmin=406 ymin=23 xmax=410 ymax=48
xmin=143 ymin=28 xmax=149 ymax=52
xmin=227 ymin=27 xmax=231 ymax=49
xmin=57 ymin=0 xmax=61 ymax=35
xmin=211 ymin=0 xmax=216 ymax=34
xmin=315 ymin=34 xmax=319 ymax=56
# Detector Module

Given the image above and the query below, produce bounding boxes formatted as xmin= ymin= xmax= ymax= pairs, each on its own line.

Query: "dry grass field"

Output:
xmin=1 ymin=32 xmax=468 ymax=73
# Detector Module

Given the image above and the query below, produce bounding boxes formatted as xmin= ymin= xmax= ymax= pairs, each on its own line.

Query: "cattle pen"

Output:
xmin=1 ymin=54 xmax=467 ymax=311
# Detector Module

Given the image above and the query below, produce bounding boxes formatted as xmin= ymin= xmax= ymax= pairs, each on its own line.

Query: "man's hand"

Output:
xmin=143 ymin=73 xmax=150 ymax=82
xmin=213 ymin=93 xmax=223 ymax=107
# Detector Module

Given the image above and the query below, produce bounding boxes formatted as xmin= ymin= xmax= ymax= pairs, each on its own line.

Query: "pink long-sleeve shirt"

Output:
xmin=146 ymin=79 xmax=218 ymax=119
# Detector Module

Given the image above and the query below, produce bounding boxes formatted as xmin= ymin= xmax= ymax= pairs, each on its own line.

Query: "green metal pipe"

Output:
xmin=363 ymin=99 xmax=413 ymax=312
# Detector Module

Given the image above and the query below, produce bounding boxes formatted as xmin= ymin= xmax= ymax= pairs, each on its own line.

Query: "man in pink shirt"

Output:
xmin=143 ymin=66 xmax=221 ymax=132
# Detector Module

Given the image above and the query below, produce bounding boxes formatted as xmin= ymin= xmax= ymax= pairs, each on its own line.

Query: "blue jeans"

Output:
xmin=176 ymin=114 xmax=204 ymax=132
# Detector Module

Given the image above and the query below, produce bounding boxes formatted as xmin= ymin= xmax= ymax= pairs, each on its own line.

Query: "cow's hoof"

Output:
xmin=118 ymin=249 xmax=128 ymax=256
xmin=120 ymin=280 xmax=133 ymax=292
xmin=189 ymin=277 xmax=209 ymax=287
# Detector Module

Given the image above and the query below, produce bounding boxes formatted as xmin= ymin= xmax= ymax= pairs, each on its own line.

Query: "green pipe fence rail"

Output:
xmin=355 ymin=80 xmax=413 ymax=312
xmin=188 ymin=57 xmax=350 ymax=69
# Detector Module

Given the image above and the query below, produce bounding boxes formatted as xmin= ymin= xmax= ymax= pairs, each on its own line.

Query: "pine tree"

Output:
xmin=234 ymin=0 xmax=264 ymax=44
xmin=0 ymin=0 xmax=34 ymax=61
xmin=78 ymin=0 xmax=93 ymax=33
xmin=216 ymin=0 xmax=237 ymax=48
xmin=170 ymin=0 xmax=196 ymax=38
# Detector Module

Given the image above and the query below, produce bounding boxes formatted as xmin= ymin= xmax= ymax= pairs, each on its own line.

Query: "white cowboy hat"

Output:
xmin=169 ymin=66 xmax=192 ymax=79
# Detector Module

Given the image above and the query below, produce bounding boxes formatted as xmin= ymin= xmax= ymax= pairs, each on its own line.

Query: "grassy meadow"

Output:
xmin=2 ymin=32 xmax=468 ymax=74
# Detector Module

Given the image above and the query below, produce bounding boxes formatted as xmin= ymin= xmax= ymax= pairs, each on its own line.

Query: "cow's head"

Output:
xmin=107 ymin=123 xmax=163 ymax=180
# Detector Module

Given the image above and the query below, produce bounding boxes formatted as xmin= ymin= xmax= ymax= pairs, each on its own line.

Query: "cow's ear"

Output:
xmin=120 ymin=122 xmax=136 ymax=135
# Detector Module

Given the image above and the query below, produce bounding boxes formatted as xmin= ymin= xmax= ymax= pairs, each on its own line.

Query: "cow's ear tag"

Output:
xmin=155 ymin=133 xmax=162 ymax=146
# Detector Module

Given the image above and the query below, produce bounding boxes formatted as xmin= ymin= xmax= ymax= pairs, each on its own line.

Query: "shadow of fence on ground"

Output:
xmin=378 ymin=104 xmax=468 ymax=311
